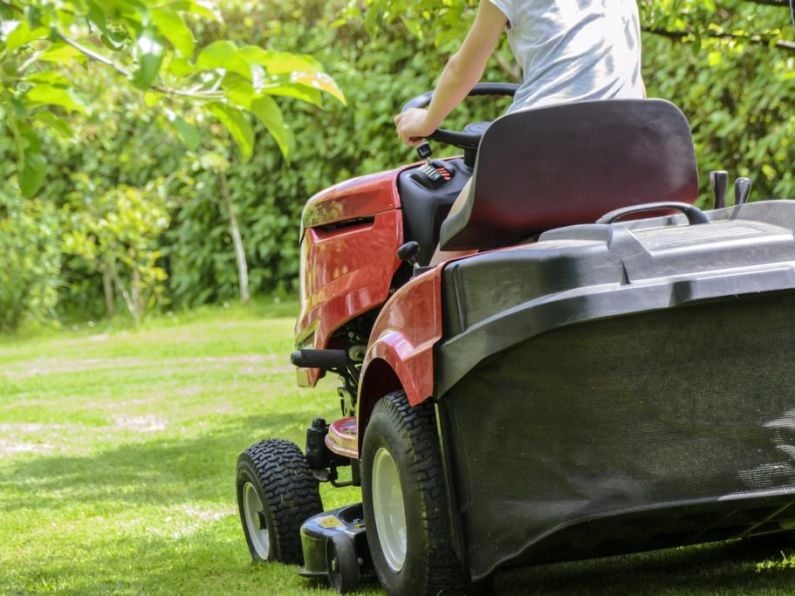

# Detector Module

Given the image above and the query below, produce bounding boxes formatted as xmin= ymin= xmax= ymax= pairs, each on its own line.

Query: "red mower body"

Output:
xmin=295 ymin=169 xmax=405 ymax=388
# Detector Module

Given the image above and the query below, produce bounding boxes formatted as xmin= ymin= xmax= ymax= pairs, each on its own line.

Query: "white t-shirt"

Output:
xmin=489 ymin=0 xmax=645 ymax=111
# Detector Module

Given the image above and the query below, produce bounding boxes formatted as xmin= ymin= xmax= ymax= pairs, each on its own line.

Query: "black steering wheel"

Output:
xmin=401 ymin=82 xmax=519 ymax=151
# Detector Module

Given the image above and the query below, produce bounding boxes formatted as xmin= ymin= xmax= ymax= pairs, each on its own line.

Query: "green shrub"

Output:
xmin=0 ymin=192 xmax=61 ymax=331
xmin=8 ymin=0 xmax=794 ymax=322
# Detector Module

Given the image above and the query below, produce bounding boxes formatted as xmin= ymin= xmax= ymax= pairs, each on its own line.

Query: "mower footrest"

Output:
xmin=325 ymin=417 xmax=358 ymax=459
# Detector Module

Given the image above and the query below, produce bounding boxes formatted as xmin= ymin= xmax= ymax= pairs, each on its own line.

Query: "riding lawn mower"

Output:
xmin=236 ymin=84 xmax=795 ymax=594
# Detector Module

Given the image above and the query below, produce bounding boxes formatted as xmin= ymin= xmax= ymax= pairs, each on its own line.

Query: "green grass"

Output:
xmin=2 ymin=304 xmax=795 ymax=594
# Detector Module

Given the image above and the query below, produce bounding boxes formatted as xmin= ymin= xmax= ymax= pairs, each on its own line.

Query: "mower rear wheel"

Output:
xmin=236 ymin=438 xmax=322 ymax=564
xmin=362 ymin=390 xmax=469 ymax=595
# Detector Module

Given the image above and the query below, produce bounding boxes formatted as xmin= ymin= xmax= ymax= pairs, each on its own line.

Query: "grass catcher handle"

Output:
xmin=597 ymin=202 xmax=709 ymax=226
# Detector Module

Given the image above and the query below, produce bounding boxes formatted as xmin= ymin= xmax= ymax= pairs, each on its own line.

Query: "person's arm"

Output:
xmin=395 ymin=0 xmax=507 ymax=146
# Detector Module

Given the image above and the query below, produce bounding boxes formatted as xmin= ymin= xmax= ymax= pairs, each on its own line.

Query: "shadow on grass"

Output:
xmin=0 ymin=414 xmax=306 ymax=510
xmin=496 ymin=536 xmax=795 ymax=594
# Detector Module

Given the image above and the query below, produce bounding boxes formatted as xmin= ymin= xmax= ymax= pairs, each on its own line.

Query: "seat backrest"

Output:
xmin=439 ymin=99 xmax=699 ymax=251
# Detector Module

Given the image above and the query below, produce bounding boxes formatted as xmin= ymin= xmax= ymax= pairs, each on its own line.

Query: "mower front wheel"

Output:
xmin=236 ymin=438 xmax=322 ymax=564
xmin=362 ymin=390 xmax=469 ymax=595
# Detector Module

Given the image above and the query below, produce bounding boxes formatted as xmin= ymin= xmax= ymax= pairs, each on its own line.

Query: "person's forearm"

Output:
xmin=406 ymin=0 xmax=506 ymax=135
xmin=424 ymin=52 xmax=483 ymax=130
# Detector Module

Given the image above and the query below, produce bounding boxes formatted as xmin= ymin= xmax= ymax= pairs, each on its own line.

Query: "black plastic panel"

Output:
xmin=397 ymin=158 xmax=472 ymax=266
xmin=440 ymin=292 xmax=795 ymax=579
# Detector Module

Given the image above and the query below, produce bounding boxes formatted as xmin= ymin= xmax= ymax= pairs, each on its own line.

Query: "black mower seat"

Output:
xmin=439 ymin=99 xmax=699 ymax=251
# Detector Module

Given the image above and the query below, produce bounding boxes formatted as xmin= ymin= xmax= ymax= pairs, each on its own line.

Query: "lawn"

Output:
xmin=2 ymin=303 xmax=795 ymax=595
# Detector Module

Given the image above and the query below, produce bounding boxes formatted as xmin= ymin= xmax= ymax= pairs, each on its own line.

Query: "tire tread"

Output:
xmin=368 ymin=391 xmax=470 ymax=595
xmin=237 ymin=438 xmax=322 ymax=564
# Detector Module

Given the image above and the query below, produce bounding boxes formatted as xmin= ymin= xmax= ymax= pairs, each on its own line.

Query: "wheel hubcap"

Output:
xmin=242 ymin=482 xmax=270 ymax=558
xmin=372 ymin=447 xmax=407 ymax=572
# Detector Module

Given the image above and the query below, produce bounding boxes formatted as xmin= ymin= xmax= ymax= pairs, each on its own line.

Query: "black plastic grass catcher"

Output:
xmin=437 ymin=200 xmax=795 ymax=579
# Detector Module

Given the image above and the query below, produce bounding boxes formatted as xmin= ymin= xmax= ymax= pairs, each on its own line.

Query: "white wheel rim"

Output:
xmin=372 ymin=447 xmax=407 ymax=572
xmin=242 ymin=482 xmax=270 ymax=558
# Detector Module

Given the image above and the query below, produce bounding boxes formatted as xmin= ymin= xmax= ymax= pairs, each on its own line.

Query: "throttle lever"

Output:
xmin=709 ymin=170 xmax=728 ymax=209
xmin=734 ymin=177 xmax=752 ymax=206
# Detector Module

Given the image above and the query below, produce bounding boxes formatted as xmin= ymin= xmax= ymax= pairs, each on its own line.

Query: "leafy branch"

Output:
xmin=56 ymin=33 xmax=225 ymax=100
xmin=0 ymin=0 xmax=346 ymax=197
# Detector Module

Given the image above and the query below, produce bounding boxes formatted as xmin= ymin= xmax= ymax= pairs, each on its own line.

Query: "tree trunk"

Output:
xmin=131 ymin=267 xmax=142 ymax=324
xmin=110 ymin=258 xmax=139 ymax=326
xmin=219 ymin=171 xmax=250 ymax=303
xmin=102 ymin=266 xmax=115 ymax=317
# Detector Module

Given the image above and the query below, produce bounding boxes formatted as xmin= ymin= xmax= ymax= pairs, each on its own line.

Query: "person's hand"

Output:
xmin=394 ymin=108 xmax=437 ymax=147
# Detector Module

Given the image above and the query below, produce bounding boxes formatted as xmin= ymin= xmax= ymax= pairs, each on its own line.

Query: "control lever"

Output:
xmin=709 ymin=170 xmax=728 ymax=209
xmin=734 ymin=177 xmax=752 ymax=206
xmin=397 ymin=241 xmax=421 ymax=268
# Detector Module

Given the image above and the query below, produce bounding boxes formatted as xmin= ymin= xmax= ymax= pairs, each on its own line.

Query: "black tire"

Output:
xmin=326 ymin=534 xmax=360 ymax=593
xmin=362 ymin=390 xmax=470 ymax=595
xmin=236 ymin=438 xmax=322 ymax=564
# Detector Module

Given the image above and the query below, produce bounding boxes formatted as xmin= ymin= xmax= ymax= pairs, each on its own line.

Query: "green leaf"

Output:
xmin=222 ymin=75 xmax=256 ymax=109
xmin=293 ymin=72 xmax=346 ymax=105
xmin=260 ymin=81 xmax=322 ymax=107
xmin=166 ymin=55 xmax=194 ymax=77
xmin=34 ymin=112 xmax=74 ymax=139
xmin=5 ymin=20 xmax=48 ymax=52
xmin=207 ymin=103 xmax=254 ymax=162
xmin=105 ymin=0 xmax=149 ymax=25
xmin=86 ymin=0 xmax=130 ymax=49
xmin=38 ymin=43 xmax=87 ymax=65
xmin=238 ymin=48 xmax=345 ymax=104
xmin=159 ymin=0 xmax=223 ymax=22
xmin=143 ymin=91 xmax=160 ymax=107
xmin=26 ymin=84 xmax=87 ymax=113
xmin=151 ymin=9 xmax=195 ymax=57
xmin=264 ymin=73 xmax=346 ymax=106
xmin=190 ymin=0 xmax=223 ymax=21
xmin=131 ymin=32 xmax=165 ymax=90
xmin=173 ymin=116 xmax=200 ymax=151
xmin=250 ymin=95 xmax=294 ymax=159
xmin=86 ymin=0 xmax=109 ymax=34
xmin=196 ymin=41 xmax=251 ymax=80
xmin=17 ymin=128 xmax=46 ymax=198
xmin=239 ymin=47 xmax=323 ymax=75
xmin=24 ymin=71 xmax=71 ymax=87
xmin=100 ymin=32 xmax=126 ymax=51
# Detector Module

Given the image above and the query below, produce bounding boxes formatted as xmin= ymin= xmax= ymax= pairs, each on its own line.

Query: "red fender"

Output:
xmin=356 ymin=267 xmax=444 ymax=451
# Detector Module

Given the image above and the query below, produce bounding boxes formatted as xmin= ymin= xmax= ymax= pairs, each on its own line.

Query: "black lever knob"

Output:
xmin=416 ymin=142 xmax=432 ymax=162
xmin=397 ymin=241 xmax=421 ymax=267
xmin=734 ymin=177 xmax=752 ymax=206
xmin=709 ymin=170 xmax=728 ymax=209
